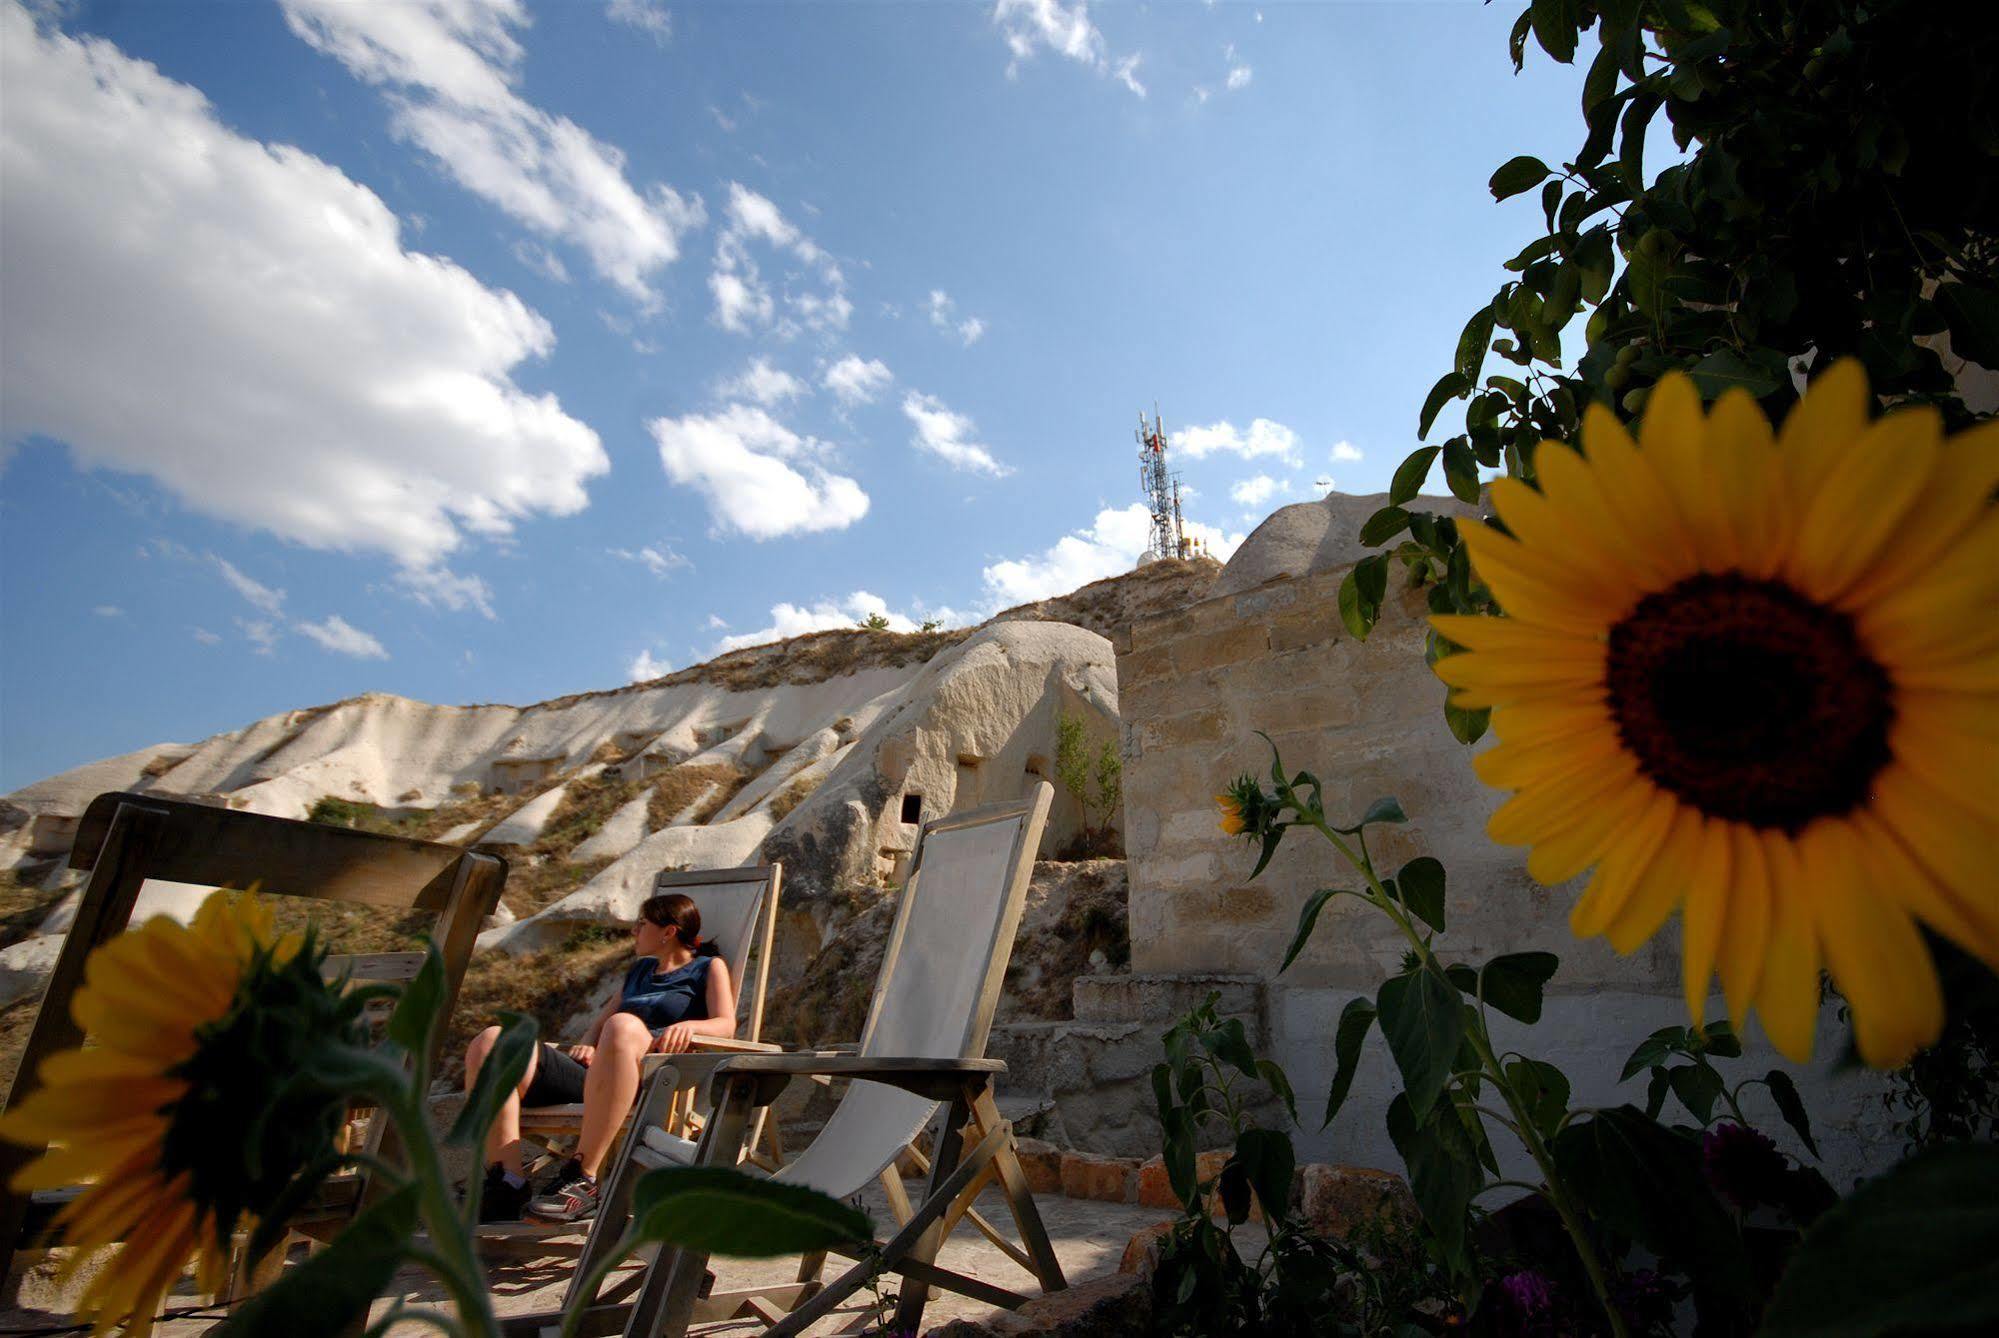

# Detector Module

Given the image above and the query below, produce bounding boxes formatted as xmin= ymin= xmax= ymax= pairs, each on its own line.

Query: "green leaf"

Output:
xmin=1687 ymin=348 xmax=1781 ymax=400
xmin=1553 ymin=1107 xmax=1752 ymax=1302
xmin=386 ymin=940 xmax=445 ymax=1056
xmin=1354 ymin=553 xmax=1388 ymax=607
xmin=1256 ymin=1059 xmax=1299 ymax=1125
xmin=1337 ymin=567 xmax=1374 ymax=640
xmin=1763 ymin=1069 xmax=1819 ymax=1159
xmin=1443 ymin=701 xmax=1490 ymax=745
xmin=1418 ymin=374 xmax=1469 ymax=439
xmin=449 ymin=1010 xmax=538 ymax=1147
xmin=1322 ymin=997 xmax=1376 ymax=1129
xmin=1694 ymin=1019 xmax=1742 ymax=1059
xmin=1505 ymin=1059 xmax=1570 ymax=1141
xmin=1335 ymin=795 xmax=1405 ymax=833
xmin=1621 ymin=1025 xmax=1690 ymax=1082
xmin=1475 ymin=952 xmax=1560 ymax=1023
xmin=1508 ymin=9 xmax=1533 ymax=69
xmin=1934 ymin=283 xmax=1999 ymax=368
xmin=1217 ymin=1157 xmax=1253 ymax=1225
xmin=1455 ymin=308 xmax=1495 ymax=383
xmin=1392 ymin=448 xmax=1442 ymax=508
xmin=1441 ymin=438 xmax=1480 ymax=503
xmin=1377 ymin=966 xmax=1465 ymax=1124
xmin=1163 ymin=1103 xmax=1199 ymax=1211
xmin=212 ymin=1184 xmax=419 ymax=1338
xmin=1235 ymin=1127 xmax=1296 ymax=1223
xmin=1201 ymin=1017 xmax=1262 ymax=1083
xmin=1761 ymin=1143 xmax=1999 ymax=1337
xmin=1528 ymin=0 xmax=1578 ymax=63
xmin=629 ymin=1166 xmax=874 ymax=1257
xmin=1358 ymin=505 xmax=1411 ymax=547
xmin=1386 ymin=1092 xmax=1481 ymax=1278
xmin=1667 ymin=1062 xmax=1723 ymax=1124
xmin=1281 ymin=888 xmax=1341 ymax=973
xmin=1489 ymin=155 xmax=1552 ymax=201
xmin=1645 ymin=1067 xmax=1671 ymax=1119
xmin=1393 ymin=857 xmax=1446 ymax=933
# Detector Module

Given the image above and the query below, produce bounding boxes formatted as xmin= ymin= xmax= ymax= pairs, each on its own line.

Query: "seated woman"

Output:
xmin=463 ymin=891 xmax=738 ymax=1224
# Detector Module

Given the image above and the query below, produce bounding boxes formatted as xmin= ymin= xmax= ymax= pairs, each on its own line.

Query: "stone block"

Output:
xmin=1298 ymin=1163 xmax=1417 ymax=1240
xmin=1266 ymin=607 xmax=1337 ymax=654
xmin=1134 ymin=1149 xmax=1228 ymax=1210
xmin=1218 ymin=884 xmax=1276 ymax=925
xmin=1118 ymin=1220 xmax=1177 ymax=1281
xmin=1170 ymin=627 xmax=1269 ymax=675
xmin=1014 ymin=1136 xmax=1064 ymax=1196
xmin=1139 ymin=707 xmax=1227 ymax=750
xmin=1060 ymin=1151 xmax=1139 ymax=1203
xmin=1116 ymin=644 xmax=1173 ymax=686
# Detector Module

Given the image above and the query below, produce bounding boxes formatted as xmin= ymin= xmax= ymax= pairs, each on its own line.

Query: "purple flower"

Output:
xmin=1612 ymin=1268 xmax=1680 ymax=1333
xmin=1486 ymin=1269 xmax=1559 ymax=1336
xmin=1702 ymin=1121 xmax=1791 ymax=1210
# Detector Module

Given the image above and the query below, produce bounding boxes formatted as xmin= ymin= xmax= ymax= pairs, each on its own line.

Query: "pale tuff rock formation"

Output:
xmin=484 ymin=619 xmax=1121 ymax=955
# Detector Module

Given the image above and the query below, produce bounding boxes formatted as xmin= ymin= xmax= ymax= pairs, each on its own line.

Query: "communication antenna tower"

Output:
xmin=1136 ymin=409 xmax=1183 ymax=562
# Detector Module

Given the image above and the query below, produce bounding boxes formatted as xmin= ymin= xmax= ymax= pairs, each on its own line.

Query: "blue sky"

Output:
xmin=0 ymin=0 xmax=1587 ymax=791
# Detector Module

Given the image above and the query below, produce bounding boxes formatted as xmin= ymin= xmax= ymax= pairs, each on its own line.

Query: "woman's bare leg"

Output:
xmin=576 ymin=1013 xmax=650 ymax=1178
xmin=466 ymin=1025 xmax=540 ymax=1174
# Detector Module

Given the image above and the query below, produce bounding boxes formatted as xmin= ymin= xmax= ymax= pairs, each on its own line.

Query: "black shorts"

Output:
xmin=521 ymin=1042 xmax=589 ymax=1107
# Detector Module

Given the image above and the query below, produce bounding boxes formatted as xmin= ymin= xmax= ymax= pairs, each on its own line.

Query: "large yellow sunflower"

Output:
xmin=0 ymin=892 xmax=353 ymax=1334
xmin=1431 ymin=360 xmax=1997 ymax=1069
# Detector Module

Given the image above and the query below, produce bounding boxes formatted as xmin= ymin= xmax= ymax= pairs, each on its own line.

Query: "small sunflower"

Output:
xmin=0 ymin=892 xmax=362 ymax=1334
xmin=1431 ymin=361 xmax=1997 ymax=1068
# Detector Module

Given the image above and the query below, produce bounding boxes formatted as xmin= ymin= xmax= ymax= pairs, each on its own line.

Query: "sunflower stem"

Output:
xmin=1300 ymin=812 xmax=1632 ymax=1338
xmin=388 ymin=1092 xmax=501 ymax=1338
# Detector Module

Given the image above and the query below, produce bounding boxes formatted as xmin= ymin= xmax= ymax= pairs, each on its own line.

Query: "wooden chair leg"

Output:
xmin=887 ymin=1095 xmax=972 ymax=1335
xmin=974 ymin=1091 xmax=1065 ymax=1292
xmin=627 ymin=1077 xmax=755 ymax=1338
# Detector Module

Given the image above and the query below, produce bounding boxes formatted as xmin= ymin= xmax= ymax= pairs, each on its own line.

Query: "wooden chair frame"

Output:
xmin=0 ymin=790 xmax=506 ymax=1293
xmin=503 ymin=785 xmax=1063 ymax=1338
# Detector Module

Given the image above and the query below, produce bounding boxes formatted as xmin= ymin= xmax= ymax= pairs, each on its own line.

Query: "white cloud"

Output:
xmin=191 ymin=627 xmax=222 ymax=645
xmin=649 ymin=405 xmax=869 ymax=540
xmin=280 ymin=0 xmax=701 ymax=303
xmin=822 ymin=354 xmax=892 ymax=407
xmin=238 ymin=618 xmax=280 ymax=656
xmin=92 ymin=604 xmax=123 ymax=618
xmin=714 ymin=590 xmax=918 ymax=653
xmin=609 ymin=542 xmax=691 ymax=577
xmin=717 ymin=356 xmax=808 ymax=407
xmin=992 ymin=0 xmax=1143 ymax=96
xmin=1230 ymin=475 xmax=1283 ymax=508
xmin=1226 ymin=64 xmax=1252 ymax=91
xmin=704 ymin=614 xmax=729 ymax=630
xmin=605 ymin=0 xmax=671 ymax=44
xmin=902 ymin=392 xmax=1010 ymax=476
xmin=926 ymin=290 xmax=987 ymax=346
xmin=512 ymin=240 xmax=570 ymax=282
xmin=709 ymin=182 xmax=849 ymax=337
xmin=214 ymin=558 xmax=287 ymax=618
xmin=980 ymin=503 xmax=1243 ymax=606
xmin=296 ymin=613 xmax=389 ymax=660
xmin=1169 ymin=418 xmax=1304 ymax=466
xmin=628 ymin=647 xmax=672 ymax=682
xmin=1330 ymin=440 xmax=1364 ymax=462
xmin=1 ymin=9 xmax=607 ymax=612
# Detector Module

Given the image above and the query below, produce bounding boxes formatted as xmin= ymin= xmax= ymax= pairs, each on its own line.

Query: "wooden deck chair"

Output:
xmin=509 ymin=783 xmax=1063 ymax=1338
xmin=483 ymin=865 xmax=784 ymax=1250
xmin=0 ymin=790 xmax=505 ymax=1299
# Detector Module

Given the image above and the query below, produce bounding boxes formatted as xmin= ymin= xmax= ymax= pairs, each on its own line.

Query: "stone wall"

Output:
xmin=1111 ymin=493 xmax=1897 ymax=1189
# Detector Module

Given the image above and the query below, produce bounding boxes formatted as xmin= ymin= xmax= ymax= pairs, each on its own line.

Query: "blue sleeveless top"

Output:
xmin=617 ymin=955 xmax=713 ymax=1032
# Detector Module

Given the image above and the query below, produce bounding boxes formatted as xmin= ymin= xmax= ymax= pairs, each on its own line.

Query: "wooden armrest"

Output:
xmin=711 ymin=1055 xmax=1005 ymax=1103
xmin=687 ymin=1035 xmax=783 ymax=1053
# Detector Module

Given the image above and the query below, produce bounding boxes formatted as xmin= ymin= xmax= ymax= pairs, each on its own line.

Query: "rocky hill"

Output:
xmin=0 ymin=557 xmax=1219 ymax=1088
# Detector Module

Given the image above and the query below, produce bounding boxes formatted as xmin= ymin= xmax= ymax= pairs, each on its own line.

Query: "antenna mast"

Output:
xmin=1136 ymin=409 xmax=1183 ymax=562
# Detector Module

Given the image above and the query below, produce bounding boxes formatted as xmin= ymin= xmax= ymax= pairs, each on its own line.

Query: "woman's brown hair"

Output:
xmin=638 ymin=892 xmax=721 ymax=957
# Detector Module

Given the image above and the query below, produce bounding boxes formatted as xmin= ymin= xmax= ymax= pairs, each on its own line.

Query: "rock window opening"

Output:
xmin=900 ymin=792 xmax=923 ymax=825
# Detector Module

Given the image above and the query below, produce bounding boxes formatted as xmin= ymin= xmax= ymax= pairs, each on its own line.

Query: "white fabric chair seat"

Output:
xmin=639 ymin=1126 xmax=702 ymax=1166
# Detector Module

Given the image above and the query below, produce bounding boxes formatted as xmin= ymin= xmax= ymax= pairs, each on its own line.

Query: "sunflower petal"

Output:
xmin=1867 ymin=764 xmax=1999 ymax=959
xmin=1459 ymin=521 xmax=1631 ymax=634
xmin=1488 ymin=475 xmax=1649 ymax=605
xmin=1569 ymin=788 xmax=1677 ymax=938
xmin=1717 ymin=825 xmax=1770 ymax=1029
xmin=1524 ymin=778 xmax=1650 ymax=886
xmin=1785 ymin=406 xmax=1942 ymax=603
xmin=1642 ymin=373 xmax=1737 ymax=570
xmin=1487 ymin=754 xmax=1641 ymax=847
xmin=1605 ymin=803 xmax=1704 ymax=954
xmin=1842 ymin=418 xmax=1999 ymax=606
xmin=1679 ymin=820 xmax=1733 ymax=1025
xmin=1811 ymin=823 xmax=1944 ymax=1068
xmin=1755 ymin=833 xmax=1821 ymax=1063
xmin=1581 ymin=403 xmax=1701 ymax=578
xmin=1704 ymin=388 xmax=1787 ymax=576
xmin=1779 ymin=358 xmax=1871 ymax=512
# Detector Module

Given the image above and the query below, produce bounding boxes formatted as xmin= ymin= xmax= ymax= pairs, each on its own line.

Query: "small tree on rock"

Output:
xmin=1055 ymin=709 xmax=1123 ymax=858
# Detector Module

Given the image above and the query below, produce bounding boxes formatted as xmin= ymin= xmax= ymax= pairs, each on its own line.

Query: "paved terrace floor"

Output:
xmin=3 ymin=1184 xmax=1175 ymax=1336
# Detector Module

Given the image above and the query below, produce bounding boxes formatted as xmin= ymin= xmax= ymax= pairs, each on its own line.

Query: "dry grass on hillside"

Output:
xmin=766 ymin=773 xmax=820 ymax=824
xmin=645 ymin=763 xmax=748 ymax=830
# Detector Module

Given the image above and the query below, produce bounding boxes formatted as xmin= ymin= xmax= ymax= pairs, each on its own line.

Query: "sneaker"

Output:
xmin=526 ymin=1157 xmax=601 ymax=1224
xmin=478 ymin=1163 xmax=532 ymax=1224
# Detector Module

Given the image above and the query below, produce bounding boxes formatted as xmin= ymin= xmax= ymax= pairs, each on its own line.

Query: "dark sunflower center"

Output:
xmin=158 ymin=939 xmax=363 ymax=1240
xmin=1605 ymin=573 xmax=1894 ymax=831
